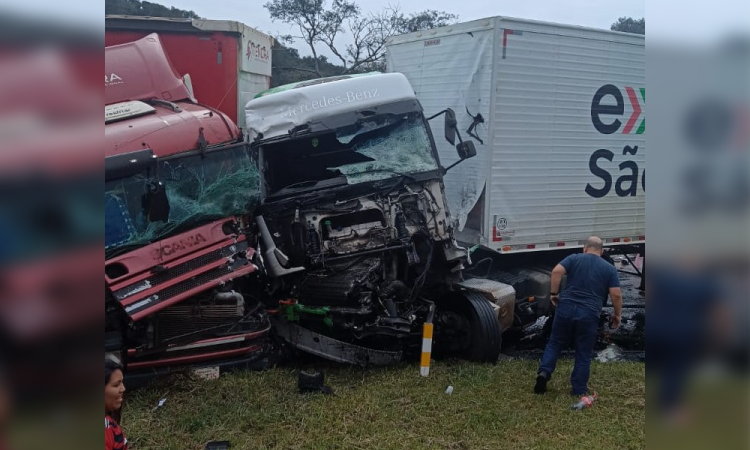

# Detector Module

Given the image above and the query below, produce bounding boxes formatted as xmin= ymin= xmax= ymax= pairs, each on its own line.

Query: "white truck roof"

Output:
xmin=244 ymin=72 xmax=417 ymax=142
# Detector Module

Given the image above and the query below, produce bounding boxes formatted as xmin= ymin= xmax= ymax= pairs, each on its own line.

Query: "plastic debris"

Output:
xmin=445 ymin=385 xmax=454 ymax=395
xmin=298 ymin=370 xmax=334 ymax=395
xmin=596 ymin=344 xmax=623 ymax=363
xmin=571 ymin=393 xmax=598 ymax=410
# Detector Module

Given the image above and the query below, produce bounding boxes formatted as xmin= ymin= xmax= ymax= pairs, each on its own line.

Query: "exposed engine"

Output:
xmin=260 ymin=180 xmax=468 ymax=353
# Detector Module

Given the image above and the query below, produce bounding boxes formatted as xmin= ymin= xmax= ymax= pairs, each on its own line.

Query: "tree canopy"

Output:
xmin=265 ymin=0 xmax=457 ymax=76
xmin=105 ymin=0 xmax=201 ymax=19
xmin=611 ymin=17 xmax=645 ymax=35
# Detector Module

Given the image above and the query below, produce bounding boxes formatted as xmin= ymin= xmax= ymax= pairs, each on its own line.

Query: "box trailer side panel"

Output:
xmin=386 ymin=20 xmax=496 ymax=243
xmin=489 ymin=19 xmax=644 ymax=252
xmin=236 ymin=24 xmax=273 ymax=129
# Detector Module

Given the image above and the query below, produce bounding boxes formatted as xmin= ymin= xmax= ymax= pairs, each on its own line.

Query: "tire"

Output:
xmin=435 ymin=291 xmax=502 ymax=363
xmin=462 ymin=292 xmax=502 ymax=362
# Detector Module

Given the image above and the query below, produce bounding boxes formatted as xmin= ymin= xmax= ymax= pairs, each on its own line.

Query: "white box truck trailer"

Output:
xmin=386 ymin=17 xmax=645 ymax=254
xmin=387 ymin=17 xmax=645 ymax=323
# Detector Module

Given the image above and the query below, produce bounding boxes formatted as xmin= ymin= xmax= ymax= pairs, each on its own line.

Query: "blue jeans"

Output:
xmin=538 ymin=301 xmax=599 ymax=395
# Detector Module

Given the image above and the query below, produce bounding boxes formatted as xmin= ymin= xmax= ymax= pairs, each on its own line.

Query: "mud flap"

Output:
xmin=272 ymin=319 xmax=402 ymax=366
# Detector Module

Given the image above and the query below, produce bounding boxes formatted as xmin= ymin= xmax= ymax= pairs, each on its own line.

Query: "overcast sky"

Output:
xmin=162 ymin=0 xmax=646 ymax=59
xmin=4 ymin=0 xmax=750 ymax=48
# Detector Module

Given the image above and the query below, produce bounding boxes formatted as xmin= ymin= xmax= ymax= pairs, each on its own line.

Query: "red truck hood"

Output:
xmin=104 ymin=100 xmax=240 ymax=158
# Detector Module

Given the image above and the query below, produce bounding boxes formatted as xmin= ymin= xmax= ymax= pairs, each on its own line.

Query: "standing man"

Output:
xmin=534 ymin=236 xmax=623 ymax=396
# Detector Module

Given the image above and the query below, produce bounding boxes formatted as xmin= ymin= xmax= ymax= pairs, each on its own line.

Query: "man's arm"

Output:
xmin=608 ymin=266 xmax=623 ymax=329
xmin=550 ymin=263 xmax=566 ymax=307
xmin=609 ymin=287 xmax=623 ymax=329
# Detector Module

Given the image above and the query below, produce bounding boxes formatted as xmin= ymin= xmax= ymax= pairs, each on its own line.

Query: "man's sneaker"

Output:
xmin=534 ymin=372 xmax=549 ymax=394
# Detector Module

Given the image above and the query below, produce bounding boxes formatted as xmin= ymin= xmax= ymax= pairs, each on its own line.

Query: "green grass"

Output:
xmin=123 ymin=360 xmax=645 ymax=450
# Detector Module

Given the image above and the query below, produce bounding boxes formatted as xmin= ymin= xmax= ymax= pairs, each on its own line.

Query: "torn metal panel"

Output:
xmin=273 ymin=319 xmax=402 ymax=366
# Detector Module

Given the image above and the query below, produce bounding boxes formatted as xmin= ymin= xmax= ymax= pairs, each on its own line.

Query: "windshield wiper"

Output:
xmin=278 ymin=180 xmax=320 ymax=191
xmin=157 ymin=213 xmax=228 ymax=239
xmin=105 ymin=242 xmax=147 ymax=260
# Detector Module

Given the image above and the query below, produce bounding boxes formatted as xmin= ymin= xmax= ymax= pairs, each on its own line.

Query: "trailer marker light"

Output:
xmin=526 ymin=244 xmax=535 ymax=249
xmin=612 ymin=238 xmax=621 ymax=243
xmin=556 ymin=242 xmax=565 ymax=247
xmin=624 ymin=237 xmax=631 ymax=242
xmin=502 ymin=246 xmax=512 ymax=252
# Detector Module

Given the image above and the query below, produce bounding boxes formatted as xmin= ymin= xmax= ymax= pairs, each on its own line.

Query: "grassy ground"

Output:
xmin=123 ymin=359 xmax=645 ymax=450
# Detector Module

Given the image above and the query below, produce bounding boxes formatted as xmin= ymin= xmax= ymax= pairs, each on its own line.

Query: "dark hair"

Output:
xmin=105 ymin=359 xmax=123 ymax=386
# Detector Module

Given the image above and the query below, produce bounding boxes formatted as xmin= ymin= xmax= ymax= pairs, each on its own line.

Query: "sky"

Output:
xmin=164 ymin=0 xmax=645 ymax=37
xmin=149 ymin=0 xmax=647 ymax=60
xmin=4 ymin=0 xmax=749 ymax=53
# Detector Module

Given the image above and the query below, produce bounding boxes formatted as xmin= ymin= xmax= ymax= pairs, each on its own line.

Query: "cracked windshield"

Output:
xmin=264 ymin=112 xmax=438 ymax=194
xmin=105 ymin=146 xmax=259 ymax=253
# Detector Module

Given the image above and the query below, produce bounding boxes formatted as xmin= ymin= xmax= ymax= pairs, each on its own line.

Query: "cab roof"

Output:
xmin=244 ymin=72 xmax=418 ymax=143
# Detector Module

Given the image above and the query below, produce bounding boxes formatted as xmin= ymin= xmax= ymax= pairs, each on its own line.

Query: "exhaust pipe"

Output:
xmin=256 ymin=215 xmax=305 ymax=278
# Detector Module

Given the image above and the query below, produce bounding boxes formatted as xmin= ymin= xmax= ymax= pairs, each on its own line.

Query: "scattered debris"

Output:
xmin=596 ymin=344 xmax=623 ymax=363
xmin=445 ymin=385 xmax=454 ymax=395
xmin=205 ymin=441 xmax=230 ymax=450
xmin=192 ymin=366 xmax=220 ymax=381
xmin=571 ymin=393 xmax=597 ymax=410
xmin=298 ymin=370 xmax=334 ymax=395
xmin=151 ymin=397 xmax=167 ymax=412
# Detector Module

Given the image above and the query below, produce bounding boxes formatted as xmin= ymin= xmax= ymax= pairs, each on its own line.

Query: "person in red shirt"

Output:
xmin=105 ymin=359 xmax=128 ymax=450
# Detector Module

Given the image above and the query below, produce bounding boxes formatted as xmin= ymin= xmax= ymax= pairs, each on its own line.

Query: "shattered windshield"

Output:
xmin=105 ymin=145 xmax=259 ymax=254
xmin=262 ymin=112 xmax=438 ymax=194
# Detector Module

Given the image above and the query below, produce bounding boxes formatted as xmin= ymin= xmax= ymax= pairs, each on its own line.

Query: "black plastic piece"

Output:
xmin=298 ymin=370 xmax=333 ymax=395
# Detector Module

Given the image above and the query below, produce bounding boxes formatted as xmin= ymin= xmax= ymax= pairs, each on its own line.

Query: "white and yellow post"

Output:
xmin=420 ymin=304 xmax=436 ymax=377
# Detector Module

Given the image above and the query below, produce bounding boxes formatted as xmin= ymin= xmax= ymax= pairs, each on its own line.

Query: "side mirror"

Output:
xmin=444 ymin=108 xmax=457 ymax=145
xmin=145 ymin=181 xmax=170 ymax=223
xmin=456 ymin=141 xmax=477 ymax=160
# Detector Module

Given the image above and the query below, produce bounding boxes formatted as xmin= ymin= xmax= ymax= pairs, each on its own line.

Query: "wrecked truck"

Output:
xmin=245 ymin=73 xmax=506 ymax=364
xmin=104 ymin=34 xmax=269 ymax=382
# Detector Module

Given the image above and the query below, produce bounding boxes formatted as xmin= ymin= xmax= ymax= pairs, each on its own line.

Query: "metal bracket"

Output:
xmin=272 ymin=319 xmax=402 ymax=366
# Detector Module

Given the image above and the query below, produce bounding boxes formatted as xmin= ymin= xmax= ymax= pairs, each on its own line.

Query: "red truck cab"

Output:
xmin=105 ymin=34 xmax=267 ymax=382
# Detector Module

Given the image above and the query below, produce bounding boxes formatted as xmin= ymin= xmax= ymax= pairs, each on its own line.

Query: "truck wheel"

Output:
xmin=464 ymin=292 xmax=502 ymax=362
xmin=436 ymin=291 xmax=502 ymax=363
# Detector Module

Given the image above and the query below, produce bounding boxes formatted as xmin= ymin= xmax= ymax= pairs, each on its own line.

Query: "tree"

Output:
xmin=271 ymin=41 xmax=346 ymax=87
xmin=611 ymin=17 xmax=645 ymax=35
xmin=398 ymin=10 xmax=458 ymax=34
xmin=105 ymin=0 xmax=202 ymax=19
xmin=265 ymin=0 xmax=457 ymax=76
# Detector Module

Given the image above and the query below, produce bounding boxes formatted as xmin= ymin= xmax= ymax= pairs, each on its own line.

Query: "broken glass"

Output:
xmin=105 ymin=145 xmax=259 ymax=253
xmin=328 ymin=113 xmax=438 ymax=184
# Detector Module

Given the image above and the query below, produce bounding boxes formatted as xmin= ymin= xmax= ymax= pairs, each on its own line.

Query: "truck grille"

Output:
xmin=114 ymin=241 xmax=249 ymax=302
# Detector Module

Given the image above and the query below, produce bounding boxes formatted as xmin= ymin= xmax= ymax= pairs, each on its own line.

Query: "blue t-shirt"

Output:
xmin=559 ymin=253 xmax=620 ymax=317
xmin=648 ymin=267 xmax=720 ymax=344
